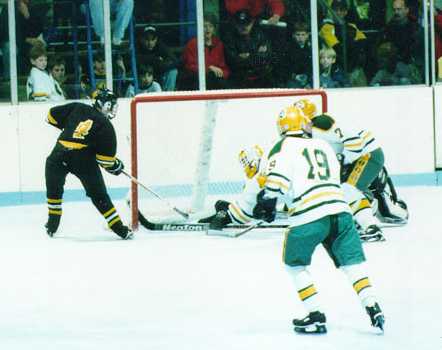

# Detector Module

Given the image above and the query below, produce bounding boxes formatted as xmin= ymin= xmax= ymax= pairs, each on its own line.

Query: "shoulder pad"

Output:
xmin=312 ymin=114 xmax=335 ymax=131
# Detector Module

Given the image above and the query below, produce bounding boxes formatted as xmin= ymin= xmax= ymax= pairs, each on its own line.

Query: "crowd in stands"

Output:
xmin=0 ymin=0 xmax=439 ymax=101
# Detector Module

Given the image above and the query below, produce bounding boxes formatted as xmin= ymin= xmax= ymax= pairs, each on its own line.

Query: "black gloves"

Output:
xmin=105 ymin=158 xmax=124 ymax=176
xmin=253 ymin=190 xmax=277 ymax=223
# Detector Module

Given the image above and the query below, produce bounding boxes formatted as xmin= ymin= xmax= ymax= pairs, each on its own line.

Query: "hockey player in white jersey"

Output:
xmin=308 ymin=113 xmax=386 ymax=242
xmin=253 ymin=105 xmax=385 ymax=334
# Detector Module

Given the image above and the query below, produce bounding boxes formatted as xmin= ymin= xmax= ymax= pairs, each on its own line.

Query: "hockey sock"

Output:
xmin=102 ymin=206 xmax=123 ymax=231
xmin=286 ymin=265 xmax=321 ymax=313
xmin=351 ymin=199 xmax=378 ymax=230
xmin=228 ymin=202 xmax=254 ymax=224
xmin=46 ymin=198 xmax=62 ymax=233
xmin=340 ymin=263 xmax=377 ymax=307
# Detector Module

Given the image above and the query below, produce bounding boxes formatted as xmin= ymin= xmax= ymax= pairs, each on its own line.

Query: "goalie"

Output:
xmin=199 ymin=144 xmax=271 ymax=229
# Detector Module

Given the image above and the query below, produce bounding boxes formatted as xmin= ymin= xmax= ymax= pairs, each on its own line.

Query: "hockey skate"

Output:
xmin=359 ymin=224 xmax=386 ymax=243
xmin=365 ymin=302 xmax=385 ymax=332
xmin=45 ymin=215 xmax=61 ymax=237
xmin=292 ymin=311 xmax=327 ymax=334
xmin=111 ymin=223 xmax=134 ymax=240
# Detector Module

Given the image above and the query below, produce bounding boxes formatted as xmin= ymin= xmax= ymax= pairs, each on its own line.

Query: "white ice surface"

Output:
xmin=0 ymin=186 xmax=441 ymax=350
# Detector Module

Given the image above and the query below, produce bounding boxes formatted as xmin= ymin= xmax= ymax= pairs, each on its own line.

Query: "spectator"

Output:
xmin=281 ymin=21 xmax=312 ymax=88
xmin=223 ymin=10 xmax=273 ymax=88
xmin=383 ymin=0 xmax=419 ymax=65
xmin=319 ymin=47 xmax=350 ymax=88
xmin=26 ymin=44 xmax=65 ymax=101
xmin=319 ymin=0 xmax=367 ymax=73
xmin=223 ymin=0 xmax=285 ymax=25
xmin=81 ymin=52 xmax=127 ymax=96
xmin=48 ymin=56 xmax=68 ymax=99
xmin=137 ymin=26 xmax=179 ymax=91
xmin=179 ymin=13 xmax=230 ymax=91
xmin=369 ymin=41 xmax=421 ymax=86
xmin=81 ymin=52 xmax=107 ymax=96
xmin=125 ymin=64 xmax=161 ymax=97
xmin=88 ymin=0 xmax=134 ymax=46
xmin=0 ymin=0 xmax=49 ymax=77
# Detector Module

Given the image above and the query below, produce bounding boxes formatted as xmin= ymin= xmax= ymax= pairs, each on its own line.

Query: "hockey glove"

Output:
xmin=253 ymin=191 xmax=277 ymax=223
xmin=105 ymin=158 xmax=124 ymax=176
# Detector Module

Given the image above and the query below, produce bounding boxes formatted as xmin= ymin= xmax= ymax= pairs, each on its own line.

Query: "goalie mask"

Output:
xmin=277 ymin=106 xmax=312 ymax=136
xmin=293 ymin=99 xmax=317 ymax=119
xmin=92 ymin=88 xmax=118 ymax=119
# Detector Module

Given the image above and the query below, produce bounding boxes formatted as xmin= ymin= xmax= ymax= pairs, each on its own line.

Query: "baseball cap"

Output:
xmin=143 ymin=26 xmax=158 ymax=37
xmin=234 ymin=10 xmax=253 ymax=26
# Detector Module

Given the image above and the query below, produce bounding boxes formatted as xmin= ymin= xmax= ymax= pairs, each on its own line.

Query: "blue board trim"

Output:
xmin=1 ymin=172 xmax=441 ymax=207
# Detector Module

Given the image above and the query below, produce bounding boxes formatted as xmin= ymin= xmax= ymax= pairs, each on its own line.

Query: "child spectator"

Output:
xmin=125 ymin=65 xmax=161 ymax=97
xmin=319 ymin=47 xmax=350 ymax=88
xmin=81 ymin=52 xmax=127 ymax=96
xmin=179 ymin=13 xmax=230 ymax=91
xmin=137 ymin=26 xmax=179 ymax=91
xmin=319 ymin=0 xmax=367 ymax=73
xmin=282 ymin=21 xmax=312 ymax=88
xmin=26 ymin=44 xmax=65 ymax=101
xmin=223 ymin=10 xmax=273 ymax=88
xmin=81 ymin=52 xmax=107 ymax=96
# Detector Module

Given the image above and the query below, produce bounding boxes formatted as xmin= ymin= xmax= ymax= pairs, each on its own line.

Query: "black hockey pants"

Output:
xmin=45 ymin=143 xmax=115 ymax=215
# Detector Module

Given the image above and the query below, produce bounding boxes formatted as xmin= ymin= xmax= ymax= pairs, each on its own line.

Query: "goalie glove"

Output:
xmin=253 ymin=190 xmax=277 ymax=223
xmin=105 ymin=158 xmax=124 ymax=176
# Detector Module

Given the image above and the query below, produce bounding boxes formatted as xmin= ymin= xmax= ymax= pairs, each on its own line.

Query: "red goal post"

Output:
xmin=130 ymin=89 xmax=327 ymax=230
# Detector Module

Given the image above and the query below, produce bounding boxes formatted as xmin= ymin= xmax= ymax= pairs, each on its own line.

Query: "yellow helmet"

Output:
xmin=277 ymin=106 xmax=311 ymax=136
xmin=293 ymin=99 xmax=317 ymax=119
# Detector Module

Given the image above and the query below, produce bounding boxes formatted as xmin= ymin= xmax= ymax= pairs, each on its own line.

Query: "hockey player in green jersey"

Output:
xmin=253 ymin=105 xmax=384 ymax=334
xmin=44 ymin=88 xmax=133 ymax=239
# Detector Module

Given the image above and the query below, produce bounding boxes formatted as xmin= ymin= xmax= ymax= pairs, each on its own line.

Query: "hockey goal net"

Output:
xmin=130 ymin=89 xmax=327 ymax=230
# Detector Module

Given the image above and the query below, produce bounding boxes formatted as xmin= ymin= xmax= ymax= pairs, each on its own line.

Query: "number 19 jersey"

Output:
xmin=265 ymin=135 xmax=351 ymax=226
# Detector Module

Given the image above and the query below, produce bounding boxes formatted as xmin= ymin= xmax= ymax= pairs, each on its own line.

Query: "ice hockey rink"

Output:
xmin=0 ymin=185 xmax=441 ymax=350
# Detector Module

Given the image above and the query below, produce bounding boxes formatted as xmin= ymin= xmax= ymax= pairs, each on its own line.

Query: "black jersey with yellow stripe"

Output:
xmin=47 ymin=102 xmax=117 ymax=166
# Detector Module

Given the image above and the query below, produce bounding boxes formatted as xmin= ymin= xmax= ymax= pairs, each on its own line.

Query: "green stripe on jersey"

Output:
xmin=268 ymin=137 xmax=286 ymax=159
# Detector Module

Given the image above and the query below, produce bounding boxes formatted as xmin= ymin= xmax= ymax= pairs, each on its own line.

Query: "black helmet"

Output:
xmin=92 ymin=88 xmax=118 ymax=119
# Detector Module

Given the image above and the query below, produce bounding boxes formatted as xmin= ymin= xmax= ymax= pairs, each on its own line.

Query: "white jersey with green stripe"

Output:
xmin=311 ymin=115 xmax=379 ymax=165
xmin=265 ymin=135 xmax=351 ymax=226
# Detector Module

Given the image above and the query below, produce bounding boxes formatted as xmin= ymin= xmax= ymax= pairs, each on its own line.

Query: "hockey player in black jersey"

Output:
xmin=44 ymin=88 xmax=133 ymax=239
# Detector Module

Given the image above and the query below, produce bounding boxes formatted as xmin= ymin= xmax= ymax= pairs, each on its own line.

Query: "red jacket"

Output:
xmin=182 ymin=36 xmax=230 ymax=79
xmin=224 ymin=0 xmax=285 ymax=18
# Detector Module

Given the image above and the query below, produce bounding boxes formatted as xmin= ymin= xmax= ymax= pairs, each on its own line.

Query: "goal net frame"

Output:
xmin=130 ymin=89 xmax=327 ymax=230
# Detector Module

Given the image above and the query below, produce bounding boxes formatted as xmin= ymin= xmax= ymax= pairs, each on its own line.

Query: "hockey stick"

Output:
xmin=229 ymin=221 xmax=265 ymax=238
xmin=122 ymin=170 xmax=189 ymax=219
xmin=138 ymin=210 xmax=208 ymax=231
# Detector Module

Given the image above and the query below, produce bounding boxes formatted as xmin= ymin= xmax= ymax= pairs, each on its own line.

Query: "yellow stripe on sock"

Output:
xmin=108 ymin=216 xmax=121 ymax=228
xmin=47 ymin=198 xmax=62 ymax=204
xmin=103 ymin=207 xmax=116 ymax=218
xmin=298 ymin=284 xmax=317 ymax=301
xmin=48 ymin=209 xmax=62 ymax=215
xmin=353 ymin=277 xmax=371 ymax=294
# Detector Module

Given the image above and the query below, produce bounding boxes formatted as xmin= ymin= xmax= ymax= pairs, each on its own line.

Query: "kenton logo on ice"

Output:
xmin=162 ymin=224 xmax=207 ymax=231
